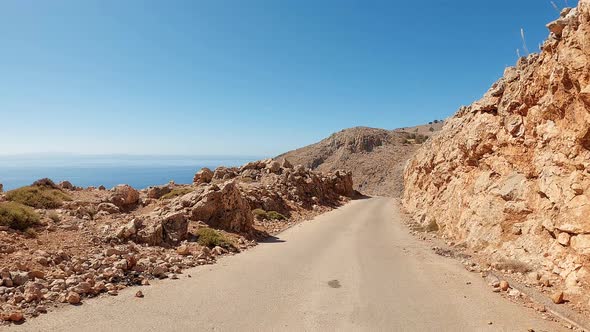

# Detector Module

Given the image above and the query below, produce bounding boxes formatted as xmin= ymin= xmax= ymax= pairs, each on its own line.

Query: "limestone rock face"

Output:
xmin=403 ymin=2 xmax=590 ymax=297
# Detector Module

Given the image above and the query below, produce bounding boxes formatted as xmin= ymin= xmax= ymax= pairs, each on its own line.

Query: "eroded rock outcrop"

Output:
xmin=404 ymin=1 xmax=590 ymax=304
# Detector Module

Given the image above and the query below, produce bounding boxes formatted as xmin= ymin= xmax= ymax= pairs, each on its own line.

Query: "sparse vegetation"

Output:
xmin=495 ymin=259 xmax=532 ymax=273
xmin=426 ymin=219 xmax=439 ymax=232
xmin=161 ymin=188 xmax=193 ymax=200
xmin=0 ymin=202 xmax=41 ymax=231
xmin=196 ymin=228 xmax=232 ymax=248
xmin=48 ymin=211 xmax=60 ymax=222
xmin=24 ymin=227 xmax=38 ymax=238
xmin=252 ymin=208 xmax=286 ymax=221
xmin=6 ymin=185 xmax=71 ymax=209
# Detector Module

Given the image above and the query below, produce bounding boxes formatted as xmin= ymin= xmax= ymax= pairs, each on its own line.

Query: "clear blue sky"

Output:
xmin=0 ymin=0 xmax=574 ymax=156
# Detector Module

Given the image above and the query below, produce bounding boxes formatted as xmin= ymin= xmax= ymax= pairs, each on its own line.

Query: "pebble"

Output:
xmin=135 ymin=291 xmax=144 ymax=298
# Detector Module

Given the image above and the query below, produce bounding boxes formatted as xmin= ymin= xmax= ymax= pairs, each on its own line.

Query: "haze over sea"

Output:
xmin=0 ymin=155 xmax=260 ymax=191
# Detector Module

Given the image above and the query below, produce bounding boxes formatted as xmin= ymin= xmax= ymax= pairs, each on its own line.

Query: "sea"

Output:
xmin=0 ymin=155 xmax=262 ymax=191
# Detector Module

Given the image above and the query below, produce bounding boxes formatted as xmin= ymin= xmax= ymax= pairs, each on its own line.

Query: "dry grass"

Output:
xmin=6 ymin=185 xmax=71 ymax=209
xmin=495 ymin=258 xmax=532 ymax=273
xmin=161 ymin=188 xmax=193 ymax=200
xmin=252 ymin=208 xmax=286 ymax=221
xmin=0 ymin=202 xmax=40 ymax=231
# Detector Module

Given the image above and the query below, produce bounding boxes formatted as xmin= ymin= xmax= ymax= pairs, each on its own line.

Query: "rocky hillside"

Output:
xmin=277 ymin=123 xmax=443 ymax=197
xmin=0 ymin=160 xmax=353 ymax=324
xmin=404 ymin=2 xmax=590 ymax=311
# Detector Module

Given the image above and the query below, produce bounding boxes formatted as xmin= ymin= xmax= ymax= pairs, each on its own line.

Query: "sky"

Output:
xmin=0 ymin=0 xmax=575 ymax=156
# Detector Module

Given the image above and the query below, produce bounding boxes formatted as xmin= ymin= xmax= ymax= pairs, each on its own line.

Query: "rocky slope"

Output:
xmin=0 ymin=160 xmax=354 ymax=324
xmin=277 ymin=123 xmax=443 ymax=197
xmin=404 ymin=2 xmax=590 ymax=312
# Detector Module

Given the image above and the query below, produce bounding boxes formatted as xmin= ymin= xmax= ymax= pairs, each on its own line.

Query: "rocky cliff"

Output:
xmin=278 ymin=124 xmax=442 ymax=197
xmin=404 ymin=1 xmax=590 ymax=308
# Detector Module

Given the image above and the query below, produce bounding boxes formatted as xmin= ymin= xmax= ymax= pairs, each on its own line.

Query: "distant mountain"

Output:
xmin=276 ymin=122 xmax=443 ymax=197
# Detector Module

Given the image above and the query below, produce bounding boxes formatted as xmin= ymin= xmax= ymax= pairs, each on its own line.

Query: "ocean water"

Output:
xmin=0 ymin=155 xmax=261 ymax=191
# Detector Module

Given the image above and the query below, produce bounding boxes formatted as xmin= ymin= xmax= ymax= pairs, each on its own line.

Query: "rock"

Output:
xmin=266 ymin=160 xmax=281 ymax=173
xmin=135 ymin=290 xmax=144 ymax=298
xmin=23 ymin=283 xmax=44 ymax=302
xmin=97 ymin=202 xmax=121 ymax=214
xmin=161 ymin=212 xmax=188 ymax=244
xmin=58 ymin=181 xmax=74 ymax=190
xmin=152 ymin=265 xmax=168 ymax=278
xmin=551 ymin=291 xmax=564 ymax=304
xmin=109 ymin=185 xmax=140 ymax=209
xmin=190 ymin=181 xmax=253 ymax=232
xmin=500 ymin=280 xmax=509 ymax=291
xmin=147 ymin=184 xmax=172 ymax=199
xmin=105 ymin=247 xmax=123 ymax=256
xmin=281 ymin=159 xmax=293 ymax=169
xmin=116 ymin=219 xmax=140 ymax=239
xmin=176 ymin=245 xmax=191 ymax=256
xmin=71 ymin=282 xmax=92 ymax=295
xmin=193 ymin=168 xmax=214 ymax=184
xmin=557 ymin=232 xmax=571 ymax=246
xmin=66 ymin=291 xmax=81 ymax=305
xmin=212 ymin=167 xmax=237 ymax=180
xmin=570 ymin=234 xmax=590 ymax=254
xmin=11 ymin=272 xmax=29 ymax=286
xmin=4 ymin=311 xmax=24 ymax=322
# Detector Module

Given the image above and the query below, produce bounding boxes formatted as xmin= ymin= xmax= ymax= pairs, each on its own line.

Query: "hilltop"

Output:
xmin=277 ymin=122 xmax=444 ymax=197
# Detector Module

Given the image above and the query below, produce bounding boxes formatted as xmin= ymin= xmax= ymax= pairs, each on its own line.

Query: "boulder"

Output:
xmin=147 ymin=184 xmax=172 ymax=199
xmin=161 ymin=212 xmax=188 ymax=244
xmin=109 ymin=185 xmax=140 ymax=209
xmin=193 ymin=168 xmax=214 ymax=184
xmin=191 ymin=181 xmax=253 ymax=232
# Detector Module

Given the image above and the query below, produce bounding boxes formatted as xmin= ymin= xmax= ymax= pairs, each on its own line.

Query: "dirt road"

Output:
xmin=11 ymin=197 xmax=565 ymax=331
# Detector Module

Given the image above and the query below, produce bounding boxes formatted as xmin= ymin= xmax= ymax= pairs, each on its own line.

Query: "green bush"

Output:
xmin=196 ymin=228 xmax=232 ymax=248
xmin=6 ymin=185 xmax=71 ymax=209
xmin=252 ymin=208 xmax=267 ymax=220
xmin=0 ymin=202 xmax=40 ymax=230
xmin=267 ymin=211 xmax=286 ymax=220
xmin=161 ymin=188 xmax=193 ymax=200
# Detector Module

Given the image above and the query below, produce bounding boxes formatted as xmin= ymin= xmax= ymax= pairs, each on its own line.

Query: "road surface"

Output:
xmin=11 ymin=197 xmax=565 ymax=331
